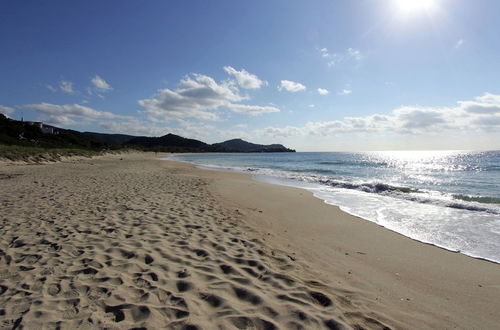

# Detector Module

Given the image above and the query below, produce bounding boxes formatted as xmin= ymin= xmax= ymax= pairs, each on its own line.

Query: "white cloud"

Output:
xmin=0 ymin=105 xmax=15 ymax=116
xmin=309 ymin=104 xmax=316 ymax=108
xmin=21 ymin=103 xmax=125 ymax=119
xmin=393 ymin=106 xmax=449 ymax=130
xmin=279 ymin=80 xmax=306 ymax=92
xmin=175 ymin=119 xmax=221 ymax=141
xmin=45 ymin=84 xmax=57 ymax=92
xmin=320 ymin=47 xmax=330 ymax=58
xmin=139 ymin=73 xmax=243 ymax=121
xmin=319 ymin=47 xmax=363 ymax=67
xmin=59 ymin=80 xmax=74 ymax=94
xmin=458 ymin=101 xmax=500 ymax=114
xmin=223 ymin=66 xmax=266 ymax=89
xmin=457 ymin=93 xmax=500 ymax=114
xmin=262 ymin=126 xmax=304 ymax=138
xmin=455 ymin=39 xmax=464 ymax=49
xmin=262 ymin=93 xmax=500 ymax=138
xmin=139 ymin=71 xmax=279 ymax=121
xmin=91 ymin=75 xmax=112 ymax=91
xmin=100 ymin=119 xmax=172 ymax=137
xmin=42 ymin=115 xmax=79 ymax=127
xmin=20 ymin=103 xmax=130 ymax=126
xmin=317 ymin=88 xmax=329 ymax=95
xmin=227 ymin=104 xmax=280 ymax=115
xmin=326 ymin=55 xmax=340 ymax=68
xmin=339 ymin=89 xmax=352 ymax=95
xmin=473 ymin=116 xmax=500 ymax=127
xmin=100 ymin=118 xmax=251 ymax=143
xmin=476 ymin=92 xmax=500 ymax=104
xmin=347 ymin=48 xmax=362 ymax=60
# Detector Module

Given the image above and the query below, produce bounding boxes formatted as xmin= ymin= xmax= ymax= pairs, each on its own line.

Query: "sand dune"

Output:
xmin=0 ymin=153 xmax=395 ymax=329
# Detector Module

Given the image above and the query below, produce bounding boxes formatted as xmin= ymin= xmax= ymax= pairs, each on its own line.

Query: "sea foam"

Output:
xmin=166 ymin=151 xmax=500 ymax=263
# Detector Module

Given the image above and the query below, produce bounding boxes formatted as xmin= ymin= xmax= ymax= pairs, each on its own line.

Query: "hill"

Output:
xmin=82 ymin=132 xmax=136 ymax=145
xmin=212 ymin=138 xmax=294 ymax=152
xmin=126 ymin=133 xmax=212 ymax=152
xmin=0 ymin=114 xmax=108 ymax=149
xmin=0 ymin=115 xmax=295 ymax=153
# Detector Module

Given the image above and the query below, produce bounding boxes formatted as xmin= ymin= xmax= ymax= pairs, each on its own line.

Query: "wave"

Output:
xmin=317 ymin=161 xmax=345 ymax=165
xmin=452 ymin=194 xmax=500 ymax=205
xmin=485 ymin=165 xmax=500 ymax=172
xmin=246 ymin=168 xmax=500 ymax=215
xmin=168 ymin=154 xmax=500 ymax=215
xmin=317 ymin=160 xmax=389 ymax=168
xmin=317 ymin=179 xmax=419 ymax=194
xmin=166 ymin=152 xmax=500 ymax=264
xmin=314 ymin=178 xmax=499 ymax=214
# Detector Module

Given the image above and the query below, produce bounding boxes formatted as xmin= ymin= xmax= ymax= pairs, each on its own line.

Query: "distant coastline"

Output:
xmin=0 ymin=114 xmax=294 ymax=162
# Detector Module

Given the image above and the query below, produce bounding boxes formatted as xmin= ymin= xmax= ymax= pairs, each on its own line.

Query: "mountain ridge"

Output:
xmin=212 ymin=138 xmax=294 ymax=152
xmin=0 ymin=114 xmax=295 ymax=153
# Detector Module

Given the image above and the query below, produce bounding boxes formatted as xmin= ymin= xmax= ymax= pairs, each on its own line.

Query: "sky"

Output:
xmin=1 ymin=0 xmax=500 ymax=151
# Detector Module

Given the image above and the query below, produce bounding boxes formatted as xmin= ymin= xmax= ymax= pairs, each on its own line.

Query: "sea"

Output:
xmin=166 ymin=150 xmax=500 ymax=263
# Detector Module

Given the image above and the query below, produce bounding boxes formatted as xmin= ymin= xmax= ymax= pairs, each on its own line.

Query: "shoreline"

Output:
xmin=162 ymin=158 xmax=500 ymax=329
xmin=314 ymin=192 xmax=500 ymax=266
xmin=165 ymin=154 xmax=500 ymax=265
xmin=0 ymin=153 xmax=498 ymax=329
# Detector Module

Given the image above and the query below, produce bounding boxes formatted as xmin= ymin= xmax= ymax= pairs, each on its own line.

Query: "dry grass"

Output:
xmin=0 ymin=144 xmax=121 ymax=163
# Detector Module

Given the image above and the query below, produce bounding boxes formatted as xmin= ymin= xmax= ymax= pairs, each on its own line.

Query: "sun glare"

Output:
xmin=395 ymin=0 xmax=436 ymax=14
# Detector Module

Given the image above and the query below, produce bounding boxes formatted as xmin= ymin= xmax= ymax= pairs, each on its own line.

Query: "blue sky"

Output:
xmin=1 ymin=0 xmax=500 ymax=151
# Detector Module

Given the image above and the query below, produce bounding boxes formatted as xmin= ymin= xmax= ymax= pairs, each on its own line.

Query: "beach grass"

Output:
xmin=0 ymin=144 xmax=121 ymax=162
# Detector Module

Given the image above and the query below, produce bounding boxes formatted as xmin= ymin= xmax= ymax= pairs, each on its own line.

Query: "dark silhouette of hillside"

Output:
xmin=82 ymin=132 xmax=136 ymax=145
xmin=0 ymin=114 xmax=295 ymax=153
xmin=126 ymin=133 xmax=212 ymax=152
xmin=0 ymin=114 xmax=108 ymax=149
xmin=212 ymin=138 xmax=294 ymax=152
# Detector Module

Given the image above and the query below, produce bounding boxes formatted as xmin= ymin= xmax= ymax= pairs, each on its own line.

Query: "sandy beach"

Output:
xmin=1 ymin=153 xmax=499 ymax=329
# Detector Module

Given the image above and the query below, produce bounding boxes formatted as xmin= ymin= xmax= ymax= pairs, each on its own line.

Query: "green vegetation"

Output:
xmin=0 ymin=113 xmax=294 ymax=162
xmin=0 ymin=144 xmax=116 ymax=162
xmin=0 ymin=114 xmax=126 ymax=162
xmin=0 ymin=114 xmax=110 ymax=149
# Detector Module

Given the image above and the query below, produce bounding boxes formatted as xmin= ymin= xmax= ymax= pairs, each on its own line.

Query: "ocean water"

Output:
xmin=166 ymin=151 xmax=500 ymax=263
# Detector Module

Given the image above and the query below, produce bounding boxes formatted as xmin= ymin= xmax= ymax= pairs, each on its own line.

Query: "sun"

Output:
xmin=395 ymin=0 xmax=436 ymax=14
